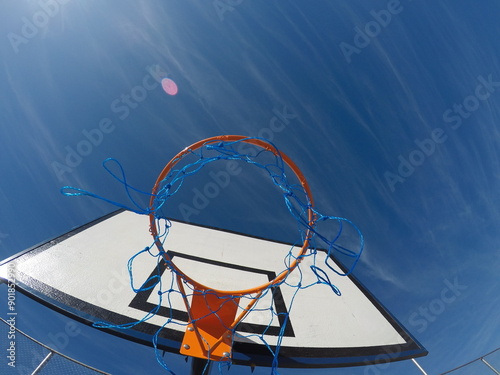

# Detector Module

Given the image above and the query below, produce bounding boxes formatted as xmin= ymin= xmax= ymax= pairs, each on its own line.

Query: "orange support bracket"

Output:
xmin=180 ymin=289 xmax=240 ymax=361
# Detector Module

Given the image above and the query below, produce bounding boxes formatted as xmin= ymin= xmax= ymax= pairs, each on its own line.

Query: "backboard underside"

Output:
xmin=0 ymin=210 xmax=426 ymax=368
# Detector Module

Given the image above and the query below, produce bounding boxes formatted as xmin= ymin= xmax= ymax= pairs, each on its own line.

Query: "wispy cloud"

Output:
xmin=358 ymin=244 xmax=412 ymax=292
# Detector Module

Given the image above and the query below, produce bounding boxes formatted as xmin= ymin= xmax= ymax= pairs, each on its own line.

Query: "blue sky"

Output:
xmin=1 ymin=0 xmax=499 ymax=374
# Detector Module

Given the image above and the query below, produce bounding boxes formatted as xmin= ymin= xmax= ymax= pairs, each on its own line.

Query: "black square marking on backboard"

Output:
xmin=129 ymin=250 xmax=295 ymax=337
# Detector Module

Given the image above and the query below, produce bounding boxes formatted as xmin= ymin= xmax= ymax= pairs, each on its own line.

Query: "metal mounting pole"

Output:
xmin=191 ymin=357 xmax=212 ymax=375
xmin=481 ymin=357 xmax=500 ymax=375
xmin=412 ymin=358 xmax=429 ymax=375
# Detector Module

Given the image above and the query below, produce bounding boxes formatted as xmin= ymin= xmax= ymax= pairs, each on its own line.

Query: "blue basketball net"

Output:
xmin=61 ymin=136 xmax=364 ymax=375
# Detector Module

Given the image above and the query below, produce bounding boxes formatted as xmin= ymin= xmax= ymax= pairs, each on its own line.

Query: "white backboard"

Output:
xmin=0 ymin=210 xmax=426 ymax=368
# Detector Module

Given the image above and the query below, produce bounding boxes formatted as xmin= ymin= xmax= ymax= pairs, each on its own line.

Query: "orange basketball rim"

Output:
xmin=148 ymin=135 xmax=316 ymax=361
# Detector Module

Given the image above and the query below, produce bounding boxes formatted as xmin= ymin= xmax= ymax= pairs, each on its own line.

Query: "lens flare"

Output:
xmin=161 ymin=78 xmax=178 ymax=96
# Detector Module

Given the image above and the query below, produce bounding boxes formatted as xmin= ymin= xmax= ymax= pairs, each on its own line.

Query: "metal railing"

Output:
xmin=438 ymin=348 xmax=500 ymax=375
xmin=1 ymin=317 xmax=110 ymax=375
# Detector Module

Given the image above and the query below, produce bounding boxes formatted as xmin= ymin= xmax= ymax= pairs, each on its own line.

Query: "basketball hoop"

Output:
xmin=148 ymin=135 xmax=316 ymax=361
